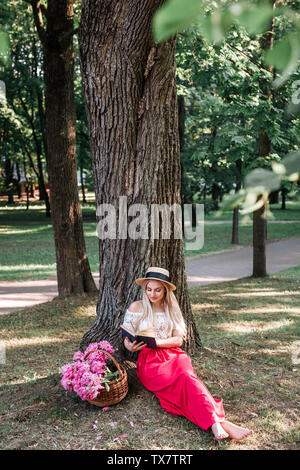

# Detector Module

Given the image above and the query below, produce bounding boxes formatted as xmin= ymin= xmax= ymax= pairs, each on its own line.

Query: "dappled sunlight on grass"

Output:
xmin=0 ymin=225 xmax=52 ymax=235
xmin=191 ymin=302 xmax=222 ymax=311
xmin=0 ymin=265 xmax=299 ymax=449
xmin=215 ymin=318 xmax=294 ymax=334
xmin=8 ymin=374 xmax=52 ymax=386
xmin=250 ymin=344 xmax=295 ymax=357
xmin=72 ymin=306 xmax=96 ymax=318
xmin=223 ymin=291 xmax=300 ymax=298
xmin=4 ymin=336 xmax=65 ymax=349
xmin=0 ymin=264 xmax=56 ymax=272
xmin=251 ymin=408 xmax=299 ymax=437
xmin=227 ymin=307 xmax=300 ymax=315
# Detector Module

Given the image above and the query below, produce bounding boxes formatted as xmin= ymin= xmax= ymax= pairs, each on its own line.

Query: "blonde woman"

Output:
xmin=123 ymin=267 xmax=253 ymax=441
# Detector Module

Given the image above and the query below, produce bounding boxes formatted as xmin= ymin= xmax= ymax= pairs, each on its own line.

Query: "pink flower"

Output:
xmin=85 ymin=343 xmax=99 ymax=355
xmin=60 ymin=340 xmax=115 ymax=402
xmin=98 ymin=341 xmax=115 ymax=354
xmin=119 ymin=435 xmax=128 ymax=439
xmin=102 ymin=407 xmax=109 ymax=412
xmin=73 ymin=350 xmax=84 ymax=361
xmin=108 ymin=422 xmax=118 ymax=427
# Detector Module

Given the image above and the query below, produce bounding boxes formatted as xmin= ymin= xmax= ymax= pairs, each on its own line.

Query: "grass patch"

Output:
xmin=1 ymin=202 xmax=299 ymax=280
xmin=205 ymin=201 xmax=300 ymax=221
xmin=184 ymin=221 xmax=299 ymax=257
xmin=0 ymin=266 xmax=299 ymax=450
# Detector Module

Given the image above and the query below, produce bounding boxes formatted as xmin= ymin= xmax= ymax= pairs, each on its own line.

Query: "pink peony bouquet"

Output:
xmin=60 ymin=341 xmax=117 ymax=401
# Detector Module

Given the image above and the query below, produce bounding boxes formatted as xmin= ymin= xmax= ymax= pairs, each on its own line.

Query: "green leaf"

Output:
xmin=271 ymin=161 xmax=286 ymax=176
xmin=265 ymin=33 xmax=300 ymax=71
xmin=0 ymin=29 xmax=10 ymax=66
xmin=235 ymin=2 xmax=274 ymax=34
xmin=0 ymin=80 xmax=6 ymax=105
xmin=199 ymin=10 xmax=234 ymax=44
xmin=240 ymin=189 xmax=269 ymax=214
xmin=244 ymin=168 xmax=281 ymax=192
xmin=219 ymin=189 xmax=247 ymax=211
xmin=265 ymin=33 xmax=300 ymax=87
xmin=153 ymin=0 xmax=203 ymax=43
xmin=281 ymin=151 xmax=300 ymax=180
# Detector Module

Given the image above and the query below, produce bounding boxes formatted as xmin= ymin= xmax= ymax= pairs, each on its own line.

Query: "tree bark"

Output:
xmin=4 ymin=158 xmax=15 ymax=204
xmin=231 ymin=159 xmax=242 ymax=245
xmin=281 ymin=187 xmax=288 ymax=210
xmin=231 ymin=160 xmax=242 ymax=245
xmin=80 ymin=163 xmax=87 ymax=204
xmin=269 ymin=190 xmax=279 ymax=204
xmin=29 ymin=0 xmax=97 ymax=296
xmin=78 ymin=0 xmax=201 ymax=354
xmin=253 ymin=196 xmax=267 ymax=277
xmin=210 ymin=126 xmax=219 ymax=210
xmin=253 ymin=0 xmax=276 ymax=277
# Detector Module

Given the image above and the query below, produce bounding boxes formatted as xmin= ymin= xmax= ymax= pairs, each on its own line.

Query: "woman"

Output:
xmin=123 ymin=266 xmax=253 ymax=441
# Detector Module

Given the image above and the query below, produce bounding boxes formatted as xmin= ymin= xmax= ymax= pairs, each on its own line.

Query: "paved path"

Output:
xmin=0 ymin=237 xmax=299 ymax=315
xmin=186 ymin=237 xmax=300 ymax=288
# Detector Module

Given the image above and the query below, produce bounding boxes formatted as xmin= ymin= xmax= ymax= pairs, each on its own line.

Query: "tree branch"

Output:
xmin=225 ymin=42 xmax=273 ymax=75
xmin=23 ymin=0 xmax=48 ymax=48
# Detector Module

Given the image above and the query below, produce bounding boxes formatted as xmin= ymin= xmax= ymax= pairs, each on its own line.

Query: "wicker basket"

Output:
xmin=83 ymin=348 xmax=128 ymax=407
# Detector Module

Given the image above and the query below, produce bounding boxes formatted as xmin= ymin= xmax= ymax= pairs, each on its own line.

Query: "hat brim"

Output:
xmin=136 ymin=277 xmax=176 ymax=291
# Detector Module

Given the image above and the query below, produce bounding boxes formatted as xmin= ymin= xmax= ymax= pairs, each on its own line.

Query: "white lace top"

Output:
xmin=122 ymin=309 xmax=173 ymax=340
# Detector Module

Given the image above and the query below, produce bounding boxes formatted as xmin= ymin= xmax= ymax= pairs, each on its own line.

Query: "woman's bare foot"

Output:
xmin=220 ymin=420 xmax=253 ymax=440
xmin=211 ymin=422 xmax=229 ymax=440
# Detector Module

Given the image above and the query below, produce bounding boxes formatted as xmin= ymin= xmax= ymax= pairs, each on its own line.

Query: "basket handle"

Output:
xmin=83 ymin=348 xmax=123 ymax=379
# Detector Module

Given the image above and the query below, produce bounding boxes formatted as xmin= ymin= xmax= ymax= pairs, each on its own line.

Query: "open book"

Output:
xmin=121 ymin=325 xmax=157 ymax=349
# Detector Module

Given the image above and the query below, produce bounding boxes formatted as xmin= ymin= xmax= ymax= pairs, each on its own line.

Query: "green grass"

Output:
xmin=0 ymin=265 xmax=299 ymax=450
xmin=184 ymin=220 xmax=300 ymax=257
xmin=0 ymin=200 xmax=299 ymax=281
xmin=0 ymin=203 xmax=98 ymax=281
xmin=205 ymin=200 xmax=300 ymax=221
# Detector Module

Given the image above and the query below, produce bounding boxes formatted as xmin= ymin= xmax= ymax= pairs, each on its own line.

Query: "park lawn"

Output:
xmin=0 ymin=266 xmax=299 ymax=450
xmin=204 ymin=200 xmax=300 ymax=221
xmin=0 ymin=202 xmax=299 ymax=281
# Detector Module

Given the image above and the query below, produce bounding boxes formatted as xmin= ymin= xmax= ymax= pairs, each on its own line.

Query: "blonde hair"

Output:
xmin=136 ymin=279 xmax=187 ymax=339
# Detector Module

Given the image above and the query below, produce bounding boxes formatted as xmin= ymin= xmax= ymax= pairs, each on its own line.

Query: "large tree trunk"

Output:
xmin=231 ymin=159 xmax=242 ymax=245
xmin=253 ymin=195 xmax=267 ymax=277
xmin=31 ymin=33 xmax=51 ymax=216
xmin=4 ymin=158 xmax=15 ymax=204
xmin=281 ymin=186 xmax=288 ymax=210
xmin=78 ymin=0 xmax=201 ymax=354
xmin=253 ymin=0 xmax=276 ymax=277
xmin=30 ymin=0 xmax=97 ymax=296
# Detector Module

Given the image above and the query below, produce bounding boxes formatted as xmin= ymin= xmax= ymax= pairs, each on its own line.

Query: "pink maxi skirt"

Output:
xmin=136 ymin=346 xmax=225 ymax=431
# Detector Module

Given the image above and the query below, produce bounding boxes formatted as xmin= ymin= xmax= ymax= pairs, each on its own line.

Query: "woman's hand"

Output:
xmin=124 ymin=337 xmax=147 ymax=353
xmin=156 ymin=335 xmax=183 ymax=348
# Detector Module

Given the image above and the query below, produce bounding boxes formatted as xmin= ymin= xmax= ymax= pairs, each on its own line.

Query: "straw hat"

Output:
xmin=135 ymin=267 xmax=176 ymax=291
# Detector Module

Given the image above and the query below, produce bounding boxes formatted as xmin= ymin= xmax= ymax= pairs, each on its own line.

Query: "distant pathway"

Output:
xmin=186 ymin=236 xmax=300 ymax=288
xmin=0 ymin=237 xmax=299 ymax=315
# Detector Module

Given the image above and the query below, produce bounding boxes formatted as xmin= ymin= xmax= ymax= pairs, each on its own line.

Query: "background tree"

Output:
xmin=24 ymin=0 xmax=97 ymax=295
xmin=173 ymin=3 xmax=300 ymax=255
